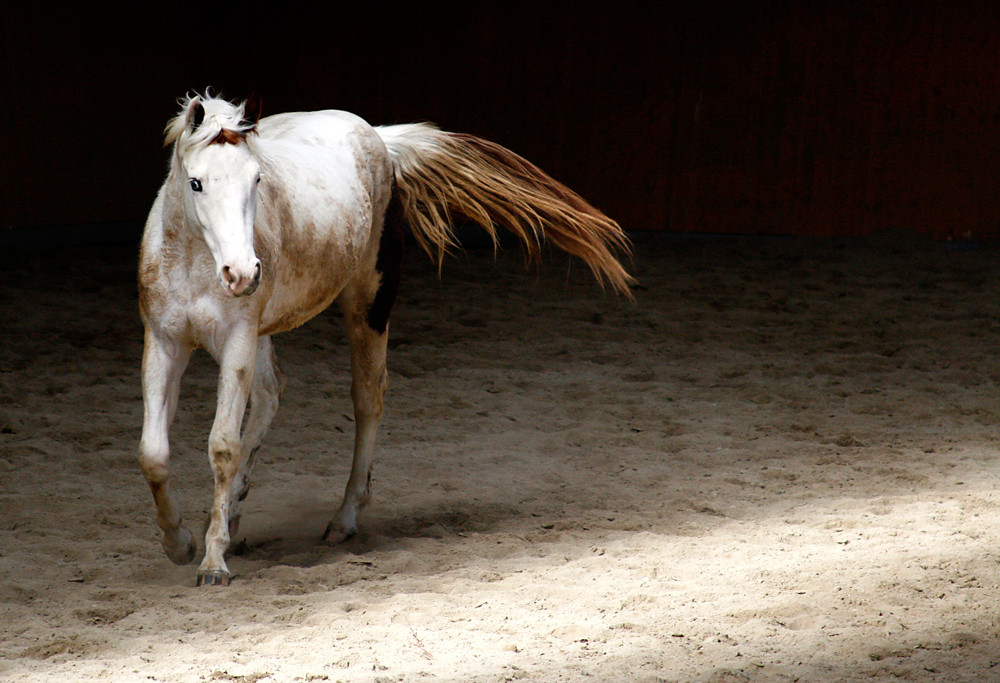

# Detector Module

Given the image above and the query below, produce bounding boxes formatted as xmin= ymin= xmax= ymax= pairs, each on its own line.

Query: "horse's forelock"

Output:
xmin=163 ymin=93 xmax=257 ymax=151
xmin=209 ymin=128 xmax=249 ymax=146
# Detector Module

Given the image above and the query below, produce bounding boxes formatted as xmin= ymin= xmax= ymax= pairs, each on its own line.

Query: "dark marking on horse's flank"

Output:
xmin=366 ymin=189 xmax=405 ymax=334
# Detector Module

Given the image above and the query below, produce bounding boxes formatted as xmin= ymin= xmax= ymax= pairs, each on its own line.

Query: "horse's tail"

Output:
xmin=375 ymin=123 xmax=635 ymax=298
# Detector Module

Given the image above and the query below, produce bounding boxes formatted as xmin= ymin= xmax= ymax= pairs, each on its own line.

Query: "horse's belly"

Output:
xmin=256 ymin=234 xmax=364 ymax=336
xmin=257 ymin=283 xmax=345 ymax=336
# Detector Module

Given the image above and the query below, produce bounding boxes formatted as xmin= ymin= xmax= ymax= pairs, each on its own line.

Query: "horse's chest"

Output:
xmin=149 ymin=282 xmax=255 ymax=355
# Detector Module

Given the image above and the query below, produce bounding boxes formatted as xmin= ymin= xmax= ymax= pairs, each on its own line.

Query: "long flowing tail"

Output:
xmin=376 ymin=123 xmax=635 ymax=297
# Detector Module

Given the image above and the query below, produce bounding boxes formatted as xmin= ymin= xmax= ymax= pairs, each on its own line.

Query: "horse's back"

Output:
xmin=255 ymin=109 xmax=390 ymax=212
xmin=258 ymin=110 xmax=383 ymax=159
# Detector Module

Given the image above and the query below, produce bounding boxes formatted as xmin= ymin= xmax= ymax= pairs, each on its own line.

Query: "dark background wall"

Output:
xmin=3 ymin=3 xmax=1000 ymax=241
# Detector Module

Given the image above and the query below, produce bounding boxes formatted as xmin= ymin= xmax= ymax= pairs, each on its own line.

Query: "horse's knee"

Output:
xmin=208 ymin=433 xmax=242 ymax=475
xmin=137 ymin=437 xmax=169 ymax=476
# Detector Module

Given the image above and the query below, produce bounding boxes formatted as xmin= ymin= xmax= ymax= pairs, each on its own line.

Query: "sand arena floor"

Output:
xmin=3 ymin=232 xmax=1000 ymax=681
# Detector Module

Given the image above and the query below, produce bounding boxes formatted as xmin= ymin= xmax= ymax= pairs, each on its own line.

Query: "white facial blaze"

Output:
xmin=183 ymin=142 xmax=262 ymax=295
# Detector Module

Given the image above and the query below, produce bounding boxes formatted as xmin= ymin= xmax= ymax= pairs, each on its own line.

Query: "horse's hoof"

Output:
xmin=196 ymin=570 xmax=230 ymax=587
xmin=322 ymin=521 xmax=356 ymax=545
xmin=164 ymin=528 xmax=196 ymax=565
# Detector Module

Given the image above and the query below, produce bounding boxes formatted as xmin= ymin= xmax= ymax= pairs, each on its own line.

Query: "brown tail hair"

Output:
xmin=376 ymin=123 xmax=635 ymax=297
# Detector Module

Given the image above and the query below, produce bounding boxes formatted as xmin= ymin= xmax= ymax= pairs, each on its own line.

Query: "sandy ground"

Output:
xmin=3 ymin=232 xmax=1000 ymax=682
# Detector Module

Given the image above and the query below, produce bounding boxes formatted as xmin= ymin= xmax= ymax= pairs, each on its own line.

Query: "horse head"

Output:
xmin=168 ymin=93 xmax=264 ymax=296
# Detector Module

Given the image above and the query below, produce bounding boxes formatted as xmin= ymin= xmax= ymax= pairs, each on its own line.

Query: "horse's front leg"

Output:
xmin=198 ymin=327 xmax=258 ymax=587
xmin=227 ymin=335 xmax=284 ymax=539
xmin=138 ymin=330 xmax=194 ymax=565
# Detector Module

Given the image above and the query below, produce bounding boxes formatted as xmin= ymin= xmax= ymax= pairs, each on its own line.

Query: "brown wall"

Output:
xmin=3 ymin=4 xmax=999 ymax=240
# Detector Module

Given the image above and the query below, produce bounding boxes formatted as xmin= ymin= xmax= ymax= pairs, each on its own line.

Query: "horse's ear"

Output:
xmin=186 ymin=96 xmax=205 ymax=131
xmin=244 ymin=93 xmax=263 ymax=129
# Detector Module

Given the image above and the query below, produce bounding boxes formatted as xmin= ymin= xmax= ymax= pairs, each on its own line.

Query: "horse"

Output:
xmin=137 ymin=92 xmax=634 ymax=586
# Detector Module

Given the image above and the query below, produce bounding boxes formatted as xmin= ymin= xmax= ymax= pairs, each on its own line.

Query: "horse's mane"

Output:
xmin=163 ymin=91 xmax=255 ymax=150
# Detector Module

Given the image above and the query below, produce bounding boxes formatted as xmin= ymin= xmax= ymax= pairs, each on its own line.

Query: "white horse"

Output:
xmin=138 ymin=92 xmax=633 ymax=586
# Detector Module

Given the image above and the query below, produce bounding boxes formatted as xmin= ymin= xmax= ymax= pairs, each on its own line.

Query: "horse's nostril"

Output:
xmin=222 ymin=265 xmax=236 ymax=284
xmin=253 ymin=262 xmax=262 ymax=281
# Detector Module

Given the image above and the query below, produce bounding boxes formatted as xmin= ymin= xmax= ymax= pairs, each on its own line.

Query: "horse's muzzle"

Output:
xmin=222 ymin=261 xmax=262 ymax=297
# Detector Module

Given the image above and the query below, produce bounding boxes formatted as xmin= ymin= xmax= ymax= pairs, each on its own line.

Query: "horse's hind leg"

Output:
xmin=324 ymin=193 xmax=403 ymax=543
xmin=324 ymin=283 xmax=391 ymax=543
xmin=227 ymin=336 xmax=284 ymax=538
xmin=138 ymin=331 xmax=195 ymax=565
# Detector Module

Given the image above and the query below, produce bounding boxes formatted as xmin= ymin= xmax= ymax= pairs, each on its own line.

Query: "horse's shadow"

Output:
xmin=227 ymin=498 xmax=524 ymax=570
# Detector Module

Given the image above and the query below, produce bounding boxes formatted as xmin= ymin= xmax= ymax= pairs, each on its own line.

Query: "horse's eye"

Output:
xmin=189 ymin=178 xmax=203 ymax=192
xmin=255 ymin=175 xmax=261 ymax=184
